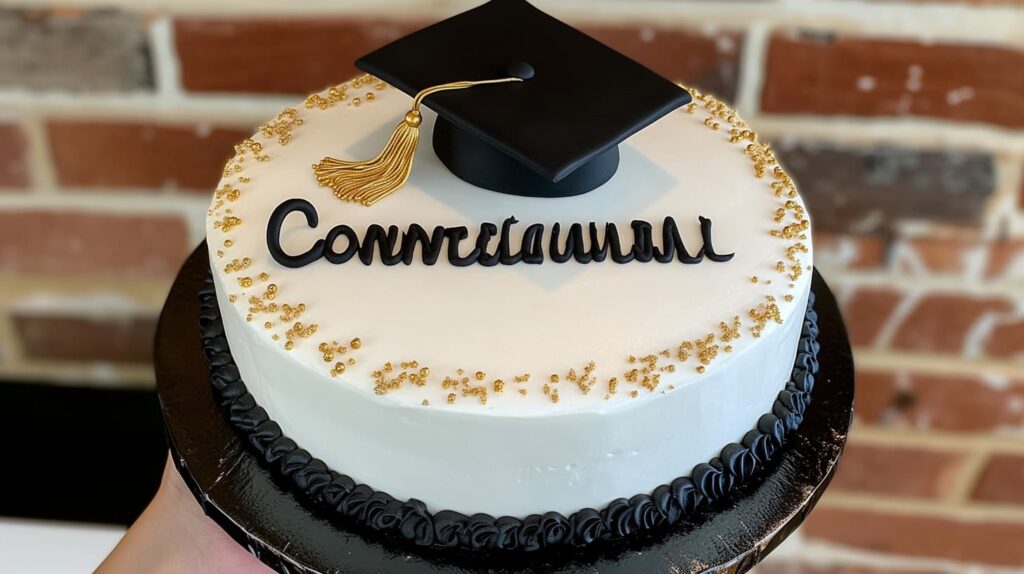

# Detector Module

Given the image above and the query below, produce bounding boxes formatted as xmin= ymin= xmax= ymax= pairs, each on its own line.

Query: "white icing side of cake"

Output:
xmin=205 ymin=81 xmax=814 ymax=516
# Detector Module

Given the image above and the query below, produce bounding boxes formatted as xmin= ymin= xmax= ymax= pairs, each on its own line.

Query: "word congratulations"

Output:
xmin=266 ymin=198 xmax=734 ymax=268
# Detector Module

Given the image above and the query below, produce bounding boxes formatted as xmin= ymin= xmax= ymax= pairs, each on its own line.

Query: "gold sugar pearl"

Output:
xmin=421 ymin=399 xmax=429 ymax=406
xmin=352 ymin=98 xmax=362 ymax=107
xmin=223 ymin=239 xmax=234 ymax=247
xmin=331 ymin=362 xmax=346 ymax=377
xmin=264 ymin=321 xmax=272 ymax=329
xmin=475 ymin=371 xmax=485 ymax=381
xmin=696 ymin=365 xmax=706 ymax=374
xmin=493 ymin=379 xmax=505 ymax=393
xmin=366 ymin=92 xmax=375 ymax=101
xmin=630 ymin=390 xmax=639 ymax=398
xmin=518 ymin=388 xmax=528 ymax=396
xmin=447 ymin=393 xmax=456 ymax=405
xmin=259 ymin=272 xmax=270 ymax=281
xmin=350 ymin=337 xmax=362 ymax=349
xmin=550 ymin=374 xmax=559 ymax=383
xmin=238 ymin=277 xmax=254 ymax=288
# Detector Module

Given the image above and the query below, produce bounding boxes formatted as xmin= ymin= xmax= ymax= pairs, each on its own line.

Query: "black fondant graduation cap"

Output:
xmin=356 ymin=0 xmax=691 ymax=197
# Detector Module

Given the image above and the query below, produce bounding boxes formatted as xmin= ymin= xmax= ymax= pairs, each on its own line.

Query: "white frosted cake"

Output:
xmin=197 ymin=0 xmax=817 ymax=553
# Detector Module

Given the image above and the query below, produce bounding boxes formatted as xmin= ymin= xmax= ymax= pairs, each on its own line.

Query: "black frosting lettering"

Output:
xmin=265 ymin=200 xmax=734 ymax=269
xmin=445 ymin=226 xmax=481 ymax=267
xmin=700 ymin=215 xmax=734 ymax=262
xmin=521 ymin=223 xmax=545 ymax=264
xmin=606 ymin=223 xmax=634 ymax=263
xmin=359 ymin=224 xmax=402 ymax=266
xmin=401 ymin=224 xmax=445 ymax=265
xmin=324 ymin=225 xmax=359 ymax=264
xmin=656 ymin=216 xmax=703 ymax=264
xmin=588 ymin=222 xmax=608 ymax=262
xmin=475 ymin=222 xmax=500 ymax=267
xmin=498 ymin=216 xmax=523 ymax=265
xmin=266 ymin=198 xmax=325 ymax=268
xmin=631 ymin=220 xmax=654 ymax=262
xmin=549 ymin=223 xmax=574 ymax=264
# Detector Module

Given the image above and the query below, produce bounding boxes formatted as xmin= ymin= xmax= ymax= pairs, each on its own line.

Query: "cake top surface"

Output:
xmin=357 ymin=0 xmax=691 ymax=184
xmin=205 ymin=79 xmax=813 ymax=416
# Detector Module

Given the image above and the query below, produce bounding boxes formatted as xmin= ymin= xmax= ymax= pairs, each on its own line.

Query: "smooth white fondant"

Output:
xmin=206 ymin=82 xmax=813 ymax=516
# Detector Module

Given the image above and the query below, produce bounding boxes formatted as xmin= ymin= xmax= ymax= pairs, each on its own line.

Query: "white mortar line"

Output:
xmin=873 ymin=290 xmax=920 ymax=350
xmin=820 ymin=491 xmax=1024 ymax=521
xmin=850 ymin=426 xmax=1024 ymax=454
xmin=16 ymin=113 xmax=57 ymax=195
xmin=853 ymin=348 xmax=1024 ymax=380
xmin=819 ymin=268 xmax=1024 ymax=299
xmin=787 ymin=534 xmax=1023 ymax=574
xmin=6 ymin=0 xmax=1019 ymax=45
xmin=735 ymin=22 xmax=768 ymax=117
xmin=148 ymin=15 xmax=183 ymax=100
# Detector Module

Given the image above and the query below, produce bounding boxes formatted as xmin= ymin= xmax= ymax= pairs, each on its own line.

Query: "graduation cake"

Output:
xmin=198 ymin=0 xmax=819 ymax=552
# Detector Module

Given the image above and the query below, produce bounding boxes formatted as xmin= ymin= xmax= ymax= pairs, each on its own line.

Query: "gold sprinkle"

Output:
xmin=421 ymin=399 xmax=429 ymax=406
xmin=263 ymin=321 xmax=272 ymax=329
xmin=258 ymin=272 xmax=270 ymax=281
xmin=784 ymin=294 xmax=794 ymax=302
xmin=724 ymin=345 xmax=733 ymax=353
xmin=750 ymin=276 xmax=759 ymax=283
xmin=447 ymin=393 xmax=456 ymax=405
xmin=550 ymin=374 xmax=560 ymax=384
xmin=331 ymin=362 xmax=346 ymax=377
xmin=350 ymin=337 xmax=362 ymax=349
xmin=227 ymin=294 xmax=237 ymax=303
xmin=347 ymin=357 xmax=356 ymax=366
xmin=518 ymin=388 xmax=528 ymax=396
xmin=696 ymin=365 xmax=706 ymax=374
xmin=493 ymin=379 xmax=505 ymax=393
xmin=630 ymin=390 xmax=639 ymax=398
xmin=238 ymin=276 xmax=254 ymax=288
xmin=475 ymin=371 xmax=486 ymax=381
xmin=550 ymin=389 xmax=560 ymax=404
xmin=223 ymin=239 xmax=234 ymax=248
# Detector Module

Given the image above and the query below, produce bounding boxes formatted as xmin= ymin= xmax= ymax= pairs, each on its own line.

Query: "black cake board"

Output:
xmin=156 ymin=243 xmax=855 ymax=574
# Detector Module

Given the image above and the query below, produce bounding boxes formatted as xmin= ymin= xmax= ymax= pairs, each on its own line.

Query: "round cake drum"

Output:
xmin=156 ymin=244 xmax=854 ymax=574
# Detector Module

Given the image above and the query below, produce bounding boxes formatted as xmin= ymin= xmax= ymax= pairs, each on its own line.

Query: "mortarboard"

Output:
xmin=314 ymin=0 xmax=691 ymax=204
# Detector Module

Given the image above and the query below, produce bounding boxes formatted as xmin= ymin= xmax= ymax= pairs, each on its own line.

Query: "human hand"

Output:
xmin=96 ymin=453 xmax=274 ymax=574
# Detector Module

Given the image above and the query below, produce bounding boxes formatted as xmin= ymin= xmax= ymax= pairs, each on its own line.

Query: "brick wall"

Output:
xmin=2 ymin=0 xmax=1023 ymax=571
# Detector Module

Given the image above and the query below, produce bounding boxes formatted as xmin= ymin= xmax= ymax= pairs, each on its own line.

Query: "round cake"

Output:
xmin=198 ymin=0 xmax=816 ymax=553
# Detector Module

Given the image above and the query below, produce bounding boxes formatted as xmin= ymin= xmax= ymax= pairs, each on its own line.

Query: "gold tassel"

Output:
xmin=313 ymin=77 xmax=523 ymax=207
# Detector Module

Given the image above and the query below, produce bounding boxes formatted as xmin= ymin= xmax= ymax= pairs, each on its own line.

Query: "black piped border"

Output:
xmin=197 ymin=272 xmax=820 ymax=552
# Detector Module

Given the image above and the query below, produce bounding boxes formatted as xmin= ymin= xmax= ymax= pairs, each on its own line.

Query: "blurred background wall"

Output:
xmin=1 ymin=0 xmax=1023 ymax=572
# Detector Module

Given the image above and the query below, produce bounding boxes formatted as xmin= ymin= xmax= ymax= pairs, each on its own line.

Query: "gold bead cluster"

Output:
xmin=305 ymin=74 xmax=387 ymax=111
xmin=259 ymin=108 xmax=303 ymax=145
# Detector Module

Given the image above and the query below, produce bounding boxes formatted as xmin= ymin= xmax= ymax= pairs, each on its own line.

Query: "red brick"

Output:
xmin=0 ymin=123 xmax=30 ymax=189
xmin=832 ymin=443 xmax=966 ymax=499
xmin=12 ymin=312 xmax=156 ymax=364
xmin=896 ymin=237 xmax=978 ymax=275
xmin=973 ymin=454 xmax=1024 ymax=506
xmin=174 ymin=18 xmax=427 ymax=94
xmin=0 ymin=210 xmax=189 ymax=277
xmin=986 ymin=239 xmax=1024 ymax=279
xmin=983 ymin=318 xmax=1024 ymax=360
xmin=891 ymin=294 xmax=1012 ymax=353
xmin=580 ymin=26 xmax=742 ymax=102
xmin=812 ymin=232 xmax=887 ymax=270
xmin=46 ymin=120 xmax=250 ymax=191
xmin=803 ymin=507 xmax=1024 ymax=566
xmin=754 ymin=562 xmax=940 ymax=574
xmin=841 ymin=287 xmax=903 ymax=347
xmin=856 ymin=370 xmax=1024 ymax=433
xmin=762 ymin=34 xmax=1024 ymax=128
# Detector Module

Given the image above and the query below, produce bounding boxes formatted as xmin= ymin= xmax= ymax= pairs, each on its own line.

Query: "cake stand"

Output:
xmin=156 ymin=243 xmax=855 ymax=574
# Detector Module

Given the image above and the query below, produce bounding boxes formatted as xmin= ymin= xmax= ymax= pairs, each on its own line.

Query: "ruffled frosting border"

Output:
xmin=197 ymin=272 xmax=820 ymax=552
